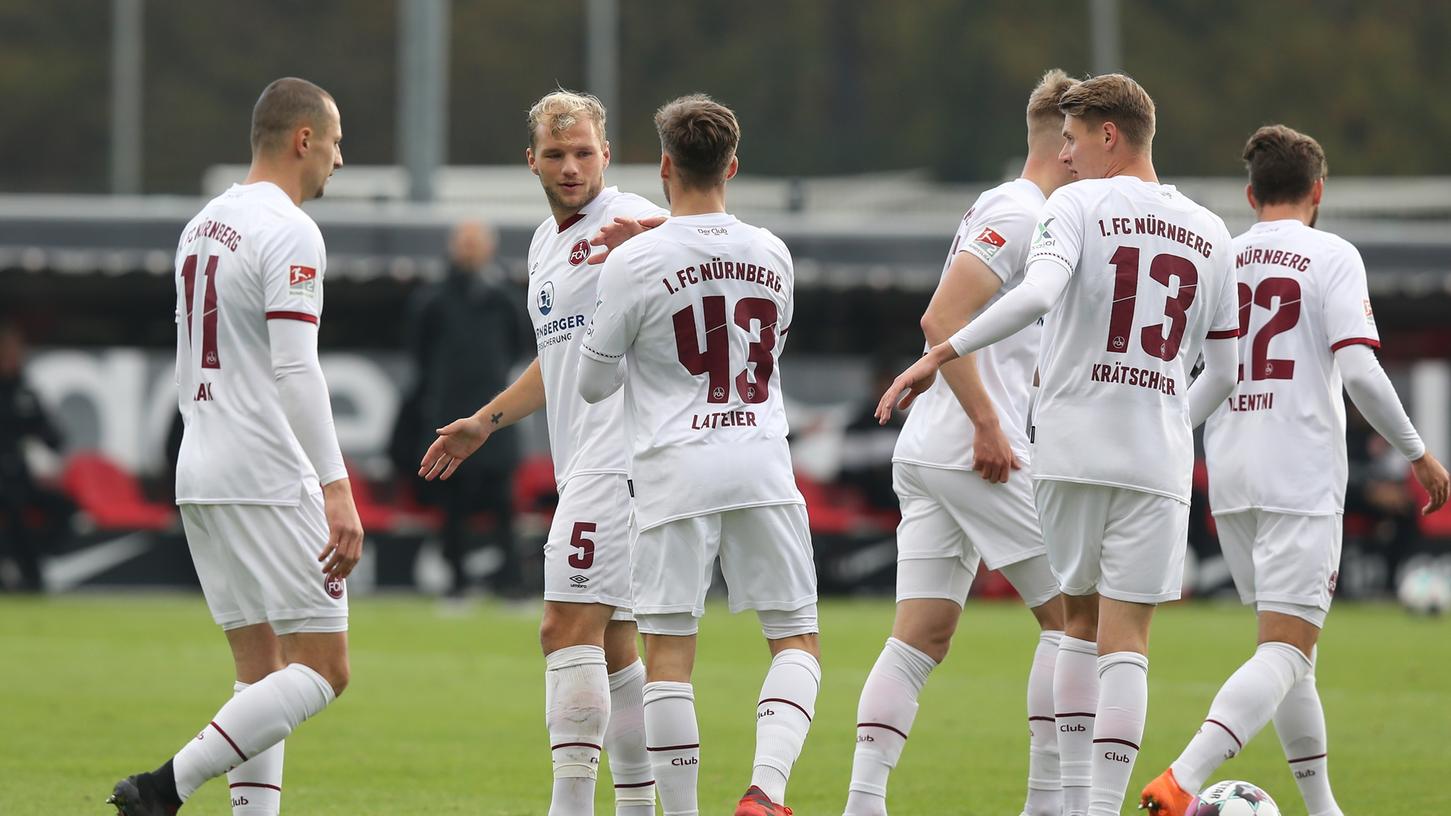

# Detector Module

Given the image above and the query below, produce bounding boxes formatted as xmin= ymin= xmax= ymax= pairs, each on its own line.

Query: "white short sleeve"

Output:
xmin=580 ymin=248 xmax=642 ymax=363
xmin=1322 ymin=243 xmax=1380 ymax=351
xmin=960 ymin=201 xmax=1037 ymax=283
xmin=1025 ymin=186 xmax=1086 ymax=277
xmin=261 ymin=218 xmax=327 ymax=324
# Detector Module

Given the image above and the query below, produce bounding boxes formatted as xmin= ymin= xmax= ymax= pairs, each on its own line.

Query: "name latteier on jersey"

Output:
xmin=659 ymin=256 xmax=786 ymax=295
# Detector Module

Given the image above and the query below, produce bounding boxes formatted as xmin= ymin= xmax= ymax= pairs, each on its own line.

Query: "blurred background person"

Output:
xmin=402 ymin=220 xmax=532 ymax=599
xmin=0 ymin=320 xmax=71 ymax=592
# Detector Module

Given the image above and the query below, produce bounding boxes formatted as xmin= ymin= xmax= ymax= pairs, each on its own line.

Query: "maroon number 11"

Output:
xmin=180 ymin=254 xmax=222 ymax=369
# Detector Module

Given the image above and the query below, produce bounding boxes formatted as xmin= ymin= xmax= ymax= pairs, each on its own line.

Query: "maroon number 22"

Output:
xmin=180 ymin=254 xmax=222 ymax=369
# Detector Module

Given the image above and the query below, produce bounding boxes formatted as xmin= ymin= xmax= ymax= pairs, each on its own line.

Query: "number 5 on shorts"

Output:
xmin=568 ymin=522 xmax=596 ymax=569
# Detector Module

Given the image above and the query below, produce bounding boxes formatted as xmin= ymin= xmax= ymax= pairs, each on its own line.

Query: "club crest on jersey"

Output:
xmin=325 ymin=575 xmax=345 ymax=599
xmin=289 ymin=265 xmax=317 ymax=298
xmin=538 ymin=281 xmax=555 ymax=315
xmin=568 ymin=239 xmax=590 ymax=266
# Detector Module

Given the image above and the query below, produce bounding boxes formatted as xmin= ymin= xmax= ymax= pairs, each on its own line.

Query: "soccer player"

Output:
xmin=108 ymin=77 xmax=361 ymax=816
xmin=876 ymin=74 xmax=1241 ymax=816
xmin=418 ymin=90 xmax=664 ymax=816
xmin=577 ymin=94 xmax=818 ymax=816
xmin=842 ymin=69 xmax=1077 ymax=816
xmin=1139 ymin=126 xmax=1449 ymax=816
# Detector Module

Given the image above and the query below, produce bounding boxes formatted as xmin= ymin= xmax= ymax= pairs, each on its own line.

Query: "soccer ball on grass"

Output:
xmin=1191 ymin=780 xmax=1281 ymax=815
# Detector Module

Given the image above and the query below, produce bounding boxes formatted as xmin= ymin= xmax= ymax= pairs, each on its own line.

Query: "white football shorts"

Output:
xmin=1033 ymin=479 xmax=1189 ymax=604
xmin=181 ymin=487 xmax=348 ymax=635
xmin=1214 ymin=509 xmax=1342 ymax=627
xmin=543 ymin=473 xmax=635 ymax=619
xmin=893 ymin=462 xmax=1058 ymax=608
xmin=630 ymin=502 xmax=816 ymax=618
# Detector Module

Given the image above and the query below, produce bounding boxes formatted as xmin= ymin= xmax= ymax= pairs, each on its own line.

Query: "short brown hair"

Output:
xmin=1057 ymin=73 xmax=1156 ymax=149
xmin=251 ymin=77 xmax=335 ymax=153
xmin=1027 ymin=69 xmax=1077 ymax=127
xmin=527 ymin=88 xmax=608 ymax=147
xmin=1242 ymin=124 xmax=1327 ymax=205
xmin=654 ymin=94 xmax=740 ymax=189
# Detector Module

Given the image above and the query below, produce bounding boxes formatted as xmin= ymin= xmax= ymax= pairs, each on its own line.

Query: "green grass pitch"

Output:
xmin=1 ymin=594 xmax=1445 ymax=814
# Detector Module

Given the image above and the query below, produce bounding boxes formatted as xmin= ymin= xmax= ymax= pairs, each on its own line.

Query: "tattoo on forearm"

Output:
xmin=490 ymin=411 xmax=503 ymax=425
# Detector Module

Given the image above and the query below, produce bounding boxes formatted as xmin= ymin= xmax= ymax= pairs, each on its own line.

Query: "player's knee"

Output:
xmin=539 ymin=608 xmax=595 ymax=654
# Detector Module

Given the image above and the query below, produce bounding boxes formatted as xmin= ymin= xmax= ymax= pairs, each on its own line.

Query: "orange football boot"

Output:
xmin=734 ymin=785 xmax=793 ymax=816
xmin=1139 ymin=767 xmax=1196 ymax=816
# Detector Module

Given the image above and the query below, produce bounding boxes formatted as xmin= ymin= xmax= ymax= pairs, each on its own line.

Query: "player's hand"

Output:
xmin=970 ymin=421 xmax=1021 ymax=484
xmin=587 ymin=215 xmax=668 ymax=264
xmin=1411 ymin=451 xmax=1449 ymax=514
xmin=876 ymin=354 xmax=943 ymax=424
xmin=418 ymin=415 xmax=490 ymax=481
xmin=318 ymin=479 xmax=364 ymax=582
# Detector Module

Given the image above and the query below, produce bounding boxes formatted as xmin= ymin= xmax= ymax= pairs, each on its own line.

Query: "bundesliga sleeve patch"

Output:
xmin=1363 ymin=298 xmax=1376 ymax=327
xmin=966 ymin=226 xmax=1008 ymax=261
xmin=289 ymin=265 xmax=318 ymax=298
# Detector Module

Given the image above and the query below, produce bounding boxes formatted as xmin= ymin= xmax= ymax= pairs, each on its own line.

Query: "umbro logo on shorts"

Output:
xmin=570 ymin=575 xmax=590 ymax=586
xmin=325 ymin=576 xmax=345 ymax=599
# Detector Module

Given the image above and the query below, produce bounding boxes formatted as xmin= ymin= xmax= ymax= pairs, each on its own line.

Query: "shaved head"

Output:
xmin=251 ymin=77 xmax=336 ymax=154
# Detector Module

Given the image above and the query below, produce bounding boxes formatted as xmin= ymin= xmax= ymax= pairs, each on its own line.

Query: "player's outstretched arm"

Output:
xmin=587 ymin=215 xmax=668 ymax=265
xmin=1187 ymin=337 xmax=1239 ymax=427
xmin=1336 ymin=344 xmax=1448 ymax=513
xmin=946 ymin=259 xmax=1069 ymax=358
xmin=920 ymin=251 xmax=1018 ymax=482
xmin=577 ymin=354 xmax=626 ymax=403
xmin=419 ymin=357 xmax=545 ymax=481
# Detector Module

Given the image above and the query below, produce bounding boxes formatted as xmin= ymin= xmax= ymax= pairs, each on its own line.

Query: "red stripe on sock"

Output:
xmin=1093 ymin=737 xmax=1141 ymax=751
xmin=1287 ymin=752 xmax=1327 ymax=764
xmin=550 ymin=742 xmax=602 ymax=751
xmin=758 ymin=697 xmax=812 ymax=722
xmin=1056 ymin=711 xmax=1096 ymax=718
xmin=646 ymin=743 xmax=699 ymax=752
xmin=614 ymin=780 xmax=656 ymax=789
xmin=228 ymin=783 xmax=282 ymax=792
xmin=210 ymin=721 xmax=248 ymax=762
xmin=1028 ymin=716 xmax=1054 ymax=723
xmin=1204 ymin=718 xmax=1244 ymax=751
xmin=857 ymin=721 xmax=909 ymax=740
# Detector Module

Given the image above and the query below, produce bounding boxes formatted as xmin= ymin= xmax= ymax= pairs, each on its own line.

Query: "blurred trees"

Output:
xmin=2 ymin=0 xmax=1449 ymax=193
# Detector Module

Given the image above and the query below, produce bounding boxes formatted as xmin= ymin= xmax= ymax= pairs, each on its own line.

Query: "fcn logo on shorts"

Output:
xmin=325 ymin=576 xmax=345 ymax=599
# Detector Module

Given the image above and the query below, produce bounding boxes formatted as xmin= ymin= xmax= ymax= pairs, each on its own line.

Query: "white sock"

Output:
xmin=844 ymin=637 xmax=936 ymax=816
xmin=1054 ymin=635 xmax=1098 ymax=816
xmin=545 ymin=645 xmax=610 ymax=816
xmin=1171 ymin=641 xmax=1311 ymax=794
xmin=172 ymin=663 xmax=334 ymax=801
xmin=1024 ymin=630 xmax=1063 ymax=816
xmin=751 ymin=649 xmax=821 ymax=803
xmin=644 ymin=681 xmax=699 ymax=816
xmin=1087 ymin=651 xmax=1148 ymax=816
xmin=225 ymin=681 xmax=285 ymax=816
xmin=605 ymin=661 xmax=655 ymax=816
xmin=1274 ymin=650 xmax=1343 ymax=816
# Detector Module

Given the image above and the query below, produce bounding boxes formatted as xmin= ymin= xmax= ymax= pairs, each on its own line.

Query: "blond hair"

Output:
xmin=654 ymin=94 xmax=741 ymax=189
xmin=1027 ymin=69 xmax=1077 ymax=127
xmin=526 ymin=88 xmax=607 ymax=146
xmin=1242 ymin=124 xmax=1327 ymax=205
xmin=1057 ymin=73 xmax=1156 ymax=149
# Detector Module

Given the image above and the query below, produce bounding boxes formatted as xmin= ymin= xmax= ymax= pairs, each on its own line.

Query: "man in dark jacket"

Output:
xmin=405 ymin=222 xmax=532 ymax=597
xmin=0 ymin=321 xmax=67 ymax=592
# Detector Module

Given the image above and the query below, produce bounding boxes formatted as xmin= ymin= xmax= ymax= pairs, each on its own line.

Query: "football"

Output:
xmin=1192 ymin=780 xmax=1281 ymax=815
xmin=1397 ymin=561 xmax=1451 ymax=616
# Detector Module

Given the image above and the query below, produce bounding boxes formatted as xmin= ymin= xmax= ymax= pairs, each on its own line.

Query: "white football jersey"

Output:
xmin=894 ymin=178 xmax=1046 ymax=470
xmin=1026 ymin=177 xmax=1239 ymax=503
xmin=174 ymin=182 xmax=329 ymax=505
xmin=580 ymin=213 xmax=803 ymax=531
xmin=1204 ymin=219 xmax=1380 ymax=515
xmin=526 ymin=186 xmax=666 ymax=488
